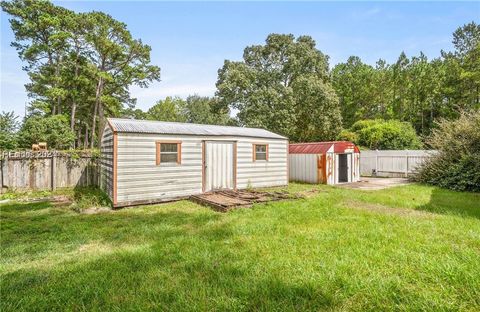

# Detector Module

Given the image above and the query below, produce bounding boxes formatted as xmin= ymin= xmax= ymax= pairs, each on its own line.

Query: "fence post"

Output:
xmin=2 ymin=154 xmax=8 ymax=192
xmin=375 ymin=149 xmax=379 ymax=176
xmin=51 ymin=154 xmax=56 ymax=191
xmin=0 ymin=155 xmax=3 ymax=194
xmin=405 ymin=153 xmax=409 ymax=178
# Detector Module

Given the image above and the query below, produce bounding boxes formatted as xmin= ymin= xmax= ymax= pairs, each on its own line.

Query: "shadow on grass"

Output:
xmin=2 ymin=235 xmax=336 ymax=311
xmin=416 ymin=187 xmax=480 ymax=219
xmin=0 ymin=199 xmax=224 ymax=259
xmin=1 ymin=195 xmax=337 ymax=310
xmin=0 ymin=201 xmax=52 ymax=213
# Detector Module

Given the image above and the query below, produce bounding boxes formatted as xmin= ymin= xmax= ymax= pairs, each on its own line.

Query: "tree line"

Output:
xmin=1 ymin=0 xmax=478 ymax=150
xmin=332 ymin=22 xmax=479 ymax=136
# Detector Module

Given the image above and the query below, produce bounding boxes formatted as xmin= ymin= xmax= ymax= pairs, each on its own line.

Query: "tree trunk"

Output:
xmin=70 ymin=52 xmax=80 ymax=132
xmin=97 ymin=102 xmax=105 ymax=148
xmin=430 ymin=100 xmax=434 ymax=129
xmin=477 ymin=85 xmax=479 ymax=106
xmin=57 ymin=96 xmax=62 ymax=115
xmin=71 ymin=101 xmax=77 ymax=131
xmin=84 ymin=125 xmax=89 ymax=149
xmin=91 ymin=77 xmax=104 ymax=149
xmin=54 ymin=56 xmax=62 ymax=115
xmin=76 ymin=126 xmax=81 ymax=149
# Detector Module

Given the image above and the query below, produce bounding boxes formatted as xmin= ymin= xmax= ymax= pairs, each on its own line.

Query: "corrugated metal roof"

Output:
xmin=107 ymin=118 xmax=287 ymax=139
xmin=289 ymin=141 xmax=360 ymax=154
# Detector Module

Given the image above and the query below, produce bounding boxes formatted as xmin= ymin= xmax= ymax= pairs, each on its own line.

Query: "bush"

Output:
xmin=70 ymin=186 xmax=112 ymax=212
xmin=415 ymin=111 xmax=480 ymax=192
xmin=350 ymin=119 xmax=379 ymax=132
xmin=337 ymin=129 xmax=358 ymax=143
xmin=0 ymin=111 xmax=19 ymax=150
xmin=351 ymin=119 xmax=422 ymax=150
xmin=18 ymin=115 xmax=75 ymax=149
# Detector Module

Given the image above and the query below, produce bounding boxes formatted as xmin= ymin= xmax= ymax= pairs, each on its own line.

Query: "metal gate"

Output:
xmin=204 ymin=141 xmax=235 ymax=192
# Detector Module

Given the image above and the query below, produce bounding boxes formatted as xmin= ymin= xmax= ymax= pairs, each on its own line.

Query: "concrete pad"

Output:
xmin=336 ymin=177 xmax=411 ymax=190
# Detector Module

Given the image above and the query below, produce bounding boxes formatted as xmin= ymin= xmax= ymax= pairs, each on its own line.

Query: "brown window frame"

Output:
xmin=253 ymin=143 xmax=269 ymax=162
xmin=156 ymin=141 xmax=182 ymax=165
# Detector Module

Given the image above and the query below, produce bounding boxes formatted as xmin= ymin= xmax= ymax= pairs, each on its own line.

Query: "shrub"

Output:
xmin=70 ymin=186 xmax=112 ymax=212
xmin=17 ymin=115 xmax=75 ymax=149
xmin=0 ymin=111 xmax=19 ymax=150
xmin=414 ymin=111 xmax=480 ymax=192
xmin=337 ymin=130 xmax=358 ymax=143
xmin=350 ymin=119 xmax=379 ymax=132
xmin=351 ymin=119 xmax=422 ymax=150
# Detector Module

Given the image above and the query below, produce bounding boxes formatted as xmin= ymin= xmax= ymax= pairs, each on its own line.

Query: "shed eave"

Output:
xmin=107 ymin=118 xmax=287 ymax=140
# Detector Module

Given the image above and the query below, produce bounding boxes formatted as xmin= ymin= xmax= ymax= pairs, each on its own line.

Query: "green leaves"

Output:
xmin=145 ymin=96 xmax=234 ymax=126
xmin=181 ymin=95 xmax=234 ymax=125
xmin=332 ymin=22 xmax=480 ymax=138
xmin=0 ymin=112 xmax=19 ymax=151
xmin=2 ymin=0 xmax=161 ymax=149
xmin=415 ymin=111 xmax=480 ymax=192
xmin=217 ymin=33 xmax=341 ymax=142
xmin=345 ymin=119 xmax=422 ymax=150
xmin=17 ymin=114 xmax=75 ymax=149
xmin=147 ymin=97 xmax=187 ymax=123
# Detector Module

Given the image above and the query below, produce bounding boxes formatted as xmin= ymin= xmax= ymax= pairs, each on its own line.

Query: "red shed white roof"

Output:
xmin=289 ymin=141 xmax=360 ymax=154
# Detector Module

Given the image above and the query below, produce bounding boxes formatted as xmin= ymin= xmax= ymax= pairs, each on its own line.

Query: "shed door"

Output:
xmin=204 ymin=141 xmax=235 ymax=192
xmin=338 ymin=154 xmax=349 ymax=183
xmin=347 ymin=153 xmax=352 ymax=182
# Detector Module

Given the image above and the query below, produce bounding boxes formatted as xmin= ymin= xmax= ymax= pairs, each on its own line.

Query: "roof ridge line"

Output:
xmin=107 ymin=117 xmax=268 ymax=131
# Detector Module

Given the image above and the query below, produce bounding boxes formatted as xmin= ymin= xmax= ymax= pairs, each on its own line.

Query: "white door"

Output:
xmin=347 ymin=153 xmax=352 ymax=182
xmin=204 ymin=141 xmax=235 ymax=192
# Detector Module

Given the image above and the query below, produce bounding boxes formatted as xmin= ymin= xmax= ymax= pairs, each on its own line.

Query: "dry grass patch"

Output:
xmin=343 ymin=199 xmax=439 ymax=218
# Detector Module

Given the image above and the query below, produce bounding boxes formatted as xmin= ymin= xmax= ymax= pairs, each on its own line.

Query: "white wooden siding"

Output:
xmin=100 ymin=125 xmax=114 ymax=200
xmin=115 ymin=133 xmax=287 ymax=205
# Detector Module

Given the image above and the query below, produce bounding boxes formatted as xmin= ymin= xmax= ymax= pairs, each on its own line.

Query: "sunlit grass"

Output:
xmin=1 ymin=183 xmax=479 ymax=311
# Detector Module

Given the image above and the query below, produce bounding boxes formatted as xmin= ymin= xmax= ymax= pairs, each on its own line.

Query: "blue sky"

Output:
xmin=1 ymin=1 xmax=479 ymax=117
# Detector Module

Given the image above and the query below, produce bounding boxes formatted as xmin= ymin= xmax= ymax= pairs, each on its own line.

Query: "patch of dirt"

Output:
xmin=50 ymin=195 xmax=72 ymax=206
xmin=19 ymin=194 xmax=73 ymax=206
xmin=344 ymin=200 xmax=437 ymax=218
xmin=80 ymin=207 xmax=112 ymax=214
xmin=338 ymin=177 xmax=411 ymax=190
xmin=298 ymin=189 xmax=322 ymax=198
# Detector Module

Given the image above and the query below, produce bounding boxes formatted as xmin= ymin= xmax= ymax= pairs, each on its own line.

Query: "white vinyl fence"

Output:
xmin=360 ymin=150 xmax=436 ymax=177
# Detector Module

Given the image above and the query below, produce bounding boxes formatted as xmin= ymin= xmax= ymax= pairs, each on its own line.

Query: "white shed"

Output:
xmin=289 ymin=141 xmax=360 ymax=184
xmin=100 ymin=118 xmax=288 ymax=207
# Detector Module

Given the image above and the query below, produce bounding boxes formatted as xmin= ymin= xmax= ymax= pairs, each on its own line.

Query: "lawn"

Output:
xmin=1 ymin=183 xmax=479 ymax=311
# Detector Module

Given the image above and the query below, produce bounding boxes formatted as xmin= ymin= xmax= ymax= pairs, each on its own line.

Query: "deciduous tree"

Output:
xmin=216 ymin=34 xmax=342 ymax=141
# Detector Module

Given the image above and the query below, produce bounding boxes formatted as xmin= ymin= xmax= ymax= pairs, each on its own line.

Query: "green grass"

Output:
xmin=1 ymin=183 xmax=479 ymax=311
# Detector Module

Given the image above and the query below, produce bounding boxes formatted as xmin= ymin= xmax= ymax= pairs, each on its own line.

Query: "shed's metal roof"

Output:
xmin=289 ymin=141 xmax=360 ymax=154
xmin=107 ymin=118 xmax=287 ymax=139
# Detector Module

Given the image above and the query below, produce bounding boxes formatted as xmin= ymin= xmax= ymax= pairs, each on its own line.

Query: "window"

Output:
xmin=156 ymin=141 xmax=181 ymax=165
xmin=253 ymin=144 xmax=268 ymax=161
